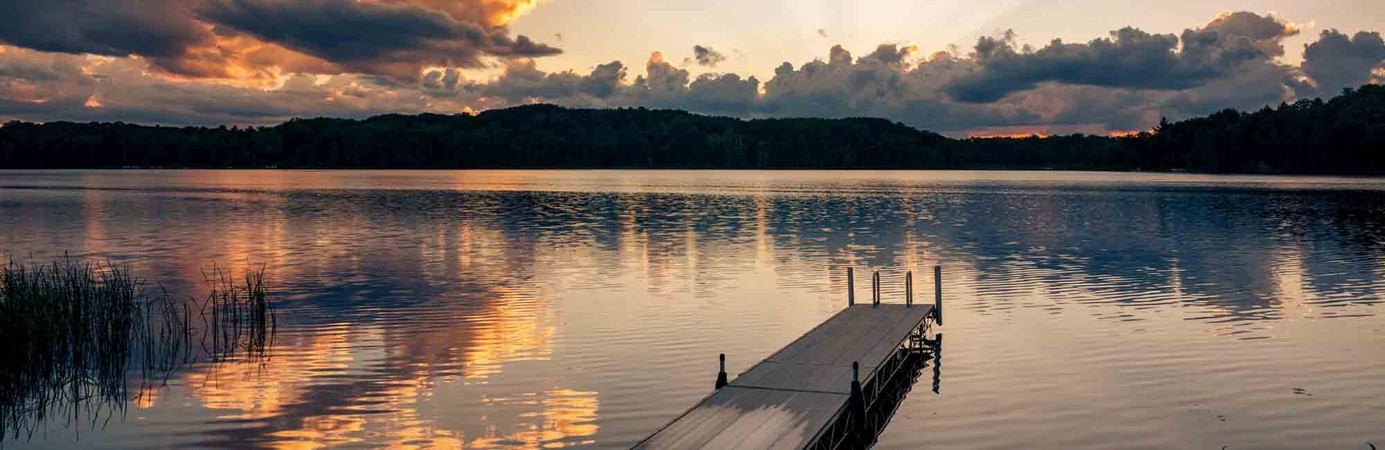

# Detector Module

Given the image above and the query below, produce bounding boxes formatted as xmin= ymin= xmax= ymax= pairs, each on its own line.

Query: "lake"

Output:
xmin=1 ymin=170 xmax=1383 ymax=449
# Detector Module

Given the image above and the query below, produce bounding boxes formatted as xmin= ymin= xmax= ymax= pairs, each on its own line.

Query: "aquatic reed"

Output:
xmin=0 ymin=257 xmax=276 ymax=443
xmin=202 ymin=262 xmax=277 ymax=361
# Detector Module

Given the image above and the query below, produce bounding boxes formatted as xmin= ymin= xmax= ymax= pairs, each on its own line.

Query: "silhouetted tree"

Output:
xmin=2 ymin=84 xmax=1382 ymax=174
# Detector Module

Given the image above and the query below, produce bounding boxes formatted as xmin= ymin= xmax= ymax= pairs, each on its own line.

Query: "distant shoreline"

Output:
xmin=3 ymin=84 xmax=1382 ymax=176
xmin=0 ymin=166 xmax=1242 ymax=173
xmin=8 ymin=169 xmax=1385 ymax=182
xmin=0 ymin=166 xmax=1379 ymax=177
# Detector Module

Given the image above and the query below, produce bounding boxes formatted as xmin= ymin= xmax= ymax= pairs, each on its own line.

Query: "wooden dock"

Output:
xmin=635 ymin=267 xmax=943 ymax=450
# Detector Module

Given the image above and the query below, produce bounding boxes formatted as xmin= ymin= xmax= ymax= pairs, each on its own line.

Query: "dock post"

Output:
xmin=849 ymin=361 xmax=866 ymax=441
xmin=847 ymin=267 xmax=855 ymax=306
xmin=872 ymin=271 xmax=880 ymax=307
xmin=715 ymin=354 xmax=728 ymax=389
xmin=934 ymin=265 xmax=943 ymax=325
xmin=851 ymin=362 xmax=865 ymax=430
xmin=906 ymin=271 xmax=913 ymax=307
xmin=932 ymin=333 xmax=943 ymax=394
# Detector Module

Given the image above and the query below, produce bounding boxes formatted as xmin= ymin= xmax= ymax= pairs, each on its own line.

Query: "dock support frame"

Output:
xmin=805 ymin=318 xmax=936 ymax=450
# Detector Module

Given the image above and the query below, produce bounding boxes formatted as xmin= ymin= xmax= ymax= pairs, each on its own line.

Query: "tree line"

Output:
xmin=2 ymin=84 xmax=1382 ymax=174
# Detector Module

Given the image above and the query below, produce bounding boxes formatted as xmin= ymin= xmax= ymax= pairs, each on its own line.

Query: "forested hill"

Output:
xmin=2 ymin=84 xmax=1383 ymax=174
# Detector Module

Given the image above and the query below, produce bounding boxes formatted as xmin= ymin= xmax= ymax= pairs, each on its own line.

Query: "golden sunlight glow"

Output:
xmin=153 ymin=26 xmax=339 ymax=88
xmin=192 ymin=325 xmax=354 ymax=420
xmin=470 ymin=389 xmax=600 ymax=448
xmin=899 ymin=44 xmax=920 ymax=62
xmin=371 ymin=0 xmax=544 ymax=27
xmin=184 ymin=314 xmax=586 ymax=448
xmin=459 ymin=289 xmax=556 ymax=380
xmin=134 ymin=383 xmax=160 ymax=409
xmin=1270 ymin=246 xmax=1314 ymax=320
xmin=482 ymin=0 xmax=543 ymax=26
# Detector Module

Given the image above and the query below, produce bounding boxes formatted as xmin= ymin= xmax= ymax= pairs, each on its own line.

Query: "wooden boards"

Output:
xmin=634 ymin=304 xmax=933 ymax=450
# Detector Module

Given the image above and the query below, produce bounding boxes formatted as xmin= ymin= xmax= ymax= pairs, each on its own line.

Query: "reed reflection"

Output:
xmin=0 ymin=258 xmax=276 ymax=445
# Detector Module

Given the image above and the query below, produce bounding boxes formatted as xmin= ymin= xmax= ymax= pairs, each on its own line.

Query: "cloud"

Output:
xmin=0 ymin=45 xmax=454 ymax=125
xmin=422 ymin=68 xmax=464 ymax=94
xmin=0 ymin=46 xmax=95 ymax=113
xmin=1181 ymin=11 xmax=1299 ymax=61
xmin=2 ymin=11 xmax=1383 ymax=136
xmin=1300 ymin=30 xmax=1385 ymax=97
xmin=474 ymin=60 xmax=626 ymax=103
xmin=0 ymin=1 xmax=206 ymax=59
xmin=759 ymin=44 xmax=1037 ymax=130
xmin=686 ymin=73 xmax=759 ymax=114
xmin=377 ymin=0 xmax=542 ymax=28
xmin=467 ymin=53 xmax=759 ymax=115
xmin=0 ymin=0 xmax=558 ymax=83
xmin=197 ymin=0 xmax=559 ymax=80
xmin=628 ymin=51 xmax=761 ymax=115
xmin=692 ymin=45 xmax=727 ymax=67
xmin=946 ymin=12 xmax=1298 ymax=102
xmin=638 ymin=52 xmax=690 ymax=95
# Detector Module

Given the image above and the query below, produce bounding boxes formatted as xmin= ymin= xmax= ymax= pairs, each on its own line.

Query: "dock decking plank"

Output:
xmin=798 ymin=308 xmax=910 ymax=367
xmin=729 ymin=362 xmax=855 ymax=394
xmin=636 ymin=303 xmax=934 ymax=449
xmin=825 ymin=307 xmax=926 ymax=368
xmin=633 ymin=387 xmax=847 ymax=450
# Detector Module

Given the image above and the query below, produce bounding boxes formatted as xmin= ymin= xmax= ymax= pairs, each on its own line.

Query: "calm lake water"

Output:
xmin=1 ymin=170 xmax=1384 ymax=449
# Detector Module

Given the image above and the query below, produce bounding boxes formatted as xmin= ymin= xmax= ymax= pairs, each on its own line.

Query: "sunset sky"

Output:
xmin=1 ymin=0 xmax=1383 ymax=136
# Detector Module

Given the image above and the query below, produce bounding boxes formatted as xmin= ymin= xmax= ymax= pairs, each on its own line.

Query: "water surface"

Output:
xmin=1 ymin=170 xmax=1383 ymax=449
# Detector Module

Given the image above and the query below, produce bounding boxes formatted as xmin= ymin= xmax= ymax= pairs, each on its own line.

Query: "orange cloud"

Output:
xmin=376 ymin=0 xmax=544 ymax=27
xmin=0 ymin=0 xmax=558 ymax=87
xmin=149 ymin=27 xmax=341 ymax=87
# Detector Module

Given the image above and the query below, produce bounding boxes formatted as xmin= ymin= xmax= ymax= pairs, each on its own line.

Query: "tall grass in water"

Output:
xmin=1 ymin=259 xmax=145 ymax=439
xmin=0 ymin=257 xmax=275 ymax=443
xmin=202 ymin=263 xmax=277 ymax=361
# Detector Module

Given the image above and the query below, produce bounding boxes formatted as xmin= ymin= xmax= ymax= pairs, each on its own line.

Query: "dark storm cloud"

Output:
xmin=0 ymin=0 xmax=206 ymax=58
xmin=692 ymin=45 xmax=727 ymax=67
xmin=197 ymin=0 xmax=559 ymax=75
xmin=0 ymin=0 xmax=559 ymax=82
xmin=199 ymin=0 xmax=466 ymax=61
xmin=1301 ymin=30 xmax=1385 ymax=97
xmin=946 ymin=12 xmax=1298 ymax=103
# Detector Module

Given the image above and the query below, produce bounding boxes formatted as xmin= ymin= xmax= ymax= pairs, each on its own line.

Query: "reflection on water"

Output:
xmin=1 ymin=170 xmax=1383 ymax=449
xmin=857 ymin=338 xmax=941 ymax=450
